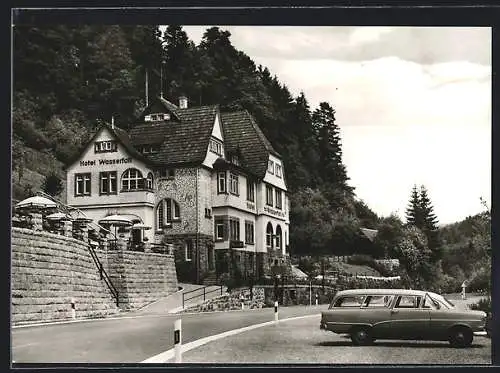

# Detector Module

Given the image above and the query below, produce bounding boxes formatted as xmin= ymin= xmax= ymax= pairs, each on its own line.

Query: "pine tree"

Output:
xmin=406 ymin=184 xmax=424 ymax=228
xmin=312 ymin=101 xmax=353 ymax=195
xmin=419 ymin=185 xmax=441 ymax=256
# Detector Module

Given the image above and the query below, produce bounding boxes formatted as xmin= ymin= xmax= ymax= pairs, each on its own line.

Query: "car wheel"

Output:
xmin=449 ymin=327 xmax=473 ymax=348
xmin=350 ymin=327 xmax=373 ymax=346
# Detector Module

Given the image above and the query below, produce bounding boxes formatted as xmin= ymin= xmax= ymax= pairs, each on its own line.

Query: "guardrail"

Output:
xmin=182 ymin=285 xmax=224 ymax=309
xmin=87 ymin=244 xmax=119 ymax=307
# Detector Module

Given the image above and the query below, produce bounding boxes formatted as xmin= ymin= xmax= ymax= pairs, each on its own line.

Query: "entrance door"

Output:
xmin=131 ymin=229 xmax=142 ymax=250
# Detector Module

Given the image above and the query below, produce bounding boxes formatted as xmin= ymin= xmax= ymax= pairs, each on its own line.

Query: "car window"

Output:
xmin=334 ymin=295 xmax=365 ymax=307
xmin=395 ymin=295 xmax=421 ymax=309
xmin=363 ymin=295 xmax=394 ymax=308
xmin=422 ymin=295 xmax=440 ymax=310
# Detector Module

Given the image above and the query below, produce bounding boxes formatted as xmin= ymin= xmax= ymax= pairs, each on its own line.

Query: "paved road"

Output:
xmin=173 ymin=315 xmax=492 ymax=365
xmin=11 ymin=305 xmax=323 ymax=363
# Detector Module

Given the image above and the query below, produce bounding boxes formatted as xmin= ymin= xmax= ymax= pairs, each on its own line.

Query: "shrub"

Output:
xmin=347 ymin=254 xmax=374 ymax=266
xmin=469 ymin=297 xmax=491 ymax=314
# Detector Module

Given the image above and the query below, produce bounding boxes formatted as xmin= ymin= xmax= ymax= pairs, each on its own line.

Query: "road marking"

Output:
xmin=141 ymin=313 xmax=320 ymax=363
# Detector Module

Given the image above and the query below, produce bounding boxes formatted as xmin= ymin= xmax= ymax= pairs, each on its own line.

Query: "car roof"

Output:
xmin=335 ymin=288 xmax=428 ymax=297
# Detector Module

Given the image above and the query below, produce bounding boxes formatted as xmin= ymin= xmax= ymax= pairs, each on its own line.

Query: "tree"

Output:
xmin=419 ymin=185 xmax=441 ymax=256
xmin=312 ymin=102 xmax=354 ymax=195
xmin=405 ymin=184 xmax=423 ymax=228
xmin=42 ymin=173 xmax=63 ymax=197
xmin=374 ymin=214 xmax=405 ymax=259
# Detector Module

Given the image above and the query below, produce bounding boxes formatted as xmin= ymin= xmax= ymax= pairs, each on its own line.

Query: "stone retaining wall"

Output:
xmin=98 ymin=249 xmax=178 ymax=310
xmin=181 ymin=287 xmax=265 ymax=313
xmin=11 ymin=228 xmax=119 ymax=324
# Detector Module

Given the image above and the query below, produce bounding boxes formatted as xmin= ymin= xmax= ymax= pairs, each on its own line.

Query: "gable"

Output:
xmin=211 ymin=112 xmax=223 ymax=141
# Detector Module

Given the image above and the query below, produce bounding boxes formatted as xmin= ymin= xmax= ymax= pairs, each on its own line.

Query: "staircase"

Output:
xmin=202 ymin=271 xmax=219 ymax=286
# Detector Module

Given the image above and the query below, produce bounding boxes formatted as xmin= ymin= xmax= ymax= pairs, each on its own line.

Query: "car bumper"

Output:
xmin=474 ymin=331 xmax=488 ymax=336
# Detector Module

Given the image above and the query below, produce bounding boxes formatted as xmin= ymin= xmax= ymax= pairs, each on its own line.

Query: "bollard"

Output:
xmin=174 ymin=319 xmax=182 ymax=363
xmin=274 ymin=301 xmax=279 ymax=322
xmin=241 ymin=302 xmax=244 ymax=310
xmin=70 ymin=298 xmax=76 ymax=319
xmin=315 ymin=293 xmax=318 ymax=306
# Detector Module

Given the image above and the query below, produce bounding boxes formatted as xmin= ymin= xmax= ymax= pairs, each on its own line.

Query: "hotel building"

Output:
xmin=65 ymin=96 xmax=290 ymax=283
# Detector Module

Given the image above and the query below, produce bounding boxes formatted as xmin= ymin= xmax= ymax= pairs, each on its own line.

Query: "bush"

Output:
xmin=469 ymin=297 xmax=491 ymax=314
xmin=347 ymin=254 xmax=374 ymax=266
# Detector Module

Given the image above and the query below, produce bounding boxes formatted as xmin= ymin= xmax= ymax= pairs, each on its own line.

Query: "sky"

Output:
xmin=177 ymin=26 xmax=491 ymax=225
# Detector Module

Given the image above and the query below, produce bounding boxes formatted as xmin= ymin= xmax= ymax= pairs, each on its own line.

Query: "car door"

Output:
xmin=363 ymin=295 xmax=394 ymax=339
xmin=387 ymin=295 xmax=431 ymax=340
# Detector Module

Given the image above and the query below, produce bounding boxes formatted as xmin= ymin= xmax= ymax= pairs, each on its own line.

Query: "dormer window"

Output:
xmin=145 ymin=113 xmax=170 ymax=122
xmin=209 ymin=138 xmax=223 ymax=156
xmin=268 ymin=160 xmax=274 ymax=174
xmin=141 ymin=144 xmax=160 ymax=154
xmin=275 ymin=164 xmax=282 ymax=178
xmin=231 ymin=155 xmax=240 ymax=166
xmin=95 ymin=141 xmax=117 ymax=153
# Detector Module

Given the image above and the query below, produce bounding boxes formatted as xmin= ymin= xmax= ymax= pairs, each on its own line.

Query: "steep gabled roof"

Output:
xmin=128 ymin=105 xmax=218 ymax=166
xmin=63 ymin=123 xmax=155 ymax=170
xmin=221 ymin=110 xmax=280 ymax=179
xmin=360 ymin=228 xmax=378 ymax=242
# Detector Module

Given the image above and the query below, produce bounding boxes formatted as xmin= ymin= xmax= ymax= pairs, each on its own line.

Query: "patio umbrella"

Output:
xmin=98 ymin=214 xmax=134 ymax=226
xmin=131 ymin=223 xmax=151 ymax=230
xmin=46 ymin=212 xmax=73 ymax=221
xmin=15 ymin=196 xmax=57 ymax=210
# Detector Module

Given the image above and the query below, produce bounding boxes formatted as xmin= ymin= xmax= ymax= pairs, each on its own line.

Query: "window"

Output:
xmin=156 ymin=198 xmax=181 ymax=230
xmin=146 ymin=173 xmax=154 ymax=189
xmin=205 ymin=208 xmax=212 ymax=218
xmin=275 ymin=164 xmax=282 ymax=178
xmin=231 ymin=155 xmax=240 ymax=166
xmin=275 ymin=225 xmax=282 ymax=250
xmin=185 ymin=239 xmax=193 ymax=261
xmin=145 ymin=113 xmax=170 ymax=122
xmin=99 ymin=171 xmax=117 ymax=195
xmin=141 ymin=145 xmax=160 ymax=154
xmin=229 ymin=173 xmax=239 ymax=195
xmin=275 ymin=189 xmax=282 ymax=209
xmin=246 ymin=179 xmax=255 ymax=202
xmin=218 ymin=172 xmax=226 ymax=194
xmin=94 ymin=141 xmax=117 ymax=153
xmin=75 ymin=173 xmax=91 ymax=196
xmin=121 ymin=168 xmax=144 ymax=191
xmin=362 ymin=295 xmax=394 ymax=308
xmin=229 ymin=218 xmax=240 ymax=241
xmin=395 ymin=295 xmax=421 ymax=309
xmin=215 ymin=223 xmax=225 ymax=240
xmin=245 ymin=221 xmax=255 ymax=244
xmin=333 ymin=296 xmax=365 ymax=308
xmin=266 ymin=222 xmax=274 ymax=248
xmin=209 ymin=138 xmax=223 ymax=156
xmin=268 ymin=160 xmax=274 ymax=174
xmin=159 ymin=169 xmax=175 ymax=179
xmin=266 ymin=185 xmax=273 ymax=206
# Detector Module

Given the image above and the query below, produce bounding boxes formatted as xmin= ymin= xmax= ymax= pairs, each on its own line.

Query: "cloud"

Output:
xmin=182 ymin=26 xmax=491 ymax=65
xmin=177 ymin=26 xmax=491 ymax=224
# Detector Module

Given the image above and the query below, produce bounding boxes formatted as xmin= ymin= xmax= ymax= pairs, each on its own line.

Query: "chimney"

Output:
xmin=179 ymin=95 xmax=188 ymax=109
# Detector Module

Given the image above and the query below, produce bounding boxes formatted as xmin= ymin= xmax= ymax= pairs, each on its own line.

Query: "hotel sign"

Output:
xmin=263 ymin=206 xmax=285 ymax=218
xmin=80 ymin=157 xmax=133 ymax=167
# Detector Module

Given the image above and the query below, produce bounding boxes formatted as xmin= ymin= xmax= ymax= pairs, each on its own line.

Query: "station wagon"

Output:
xmin=320 ymin=289 xmax=488 ymax=348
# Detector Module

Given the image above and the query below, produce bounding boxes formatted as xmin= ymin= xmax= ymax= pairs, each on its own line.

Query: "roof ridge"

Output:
xmin=243 ymin=110 xmax=280 ymax=157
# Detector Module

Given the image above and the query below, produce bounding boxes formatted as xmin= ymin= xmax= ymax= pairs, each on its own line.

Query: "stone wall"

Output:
xmin=99 ymin=249 xmax=178 ymax=310
xmin=11 ymin=228 xmax=119 ymax=324
xmin=181 ymin=287 xmax=265 ymax=313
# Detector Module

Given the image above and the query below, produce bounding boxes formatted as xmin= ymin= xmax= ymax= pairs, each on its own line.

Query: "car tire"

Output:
xmin=350 ymin=327 xmax=373 ymax=346
xmin=448 ymin=327 xmax=473 ymax=348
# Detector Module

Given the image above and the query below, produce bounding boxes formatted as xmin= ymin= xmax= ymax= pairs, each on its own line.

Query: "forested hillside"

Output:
xmin=12 ymin=25 xmax=490 ymax=291
xmin=13 ymin=25 xmax=379 ymax=251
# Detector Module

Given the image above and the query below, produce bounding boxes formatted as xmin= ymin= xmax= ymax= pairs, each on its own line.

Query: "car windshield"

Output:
xmin=428 ymin=293 xmax=455 ymax=309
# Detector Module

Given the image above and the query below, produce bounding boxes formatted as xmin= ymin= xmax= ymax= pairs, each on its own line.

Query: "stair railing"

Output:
xmin=36 ymin=191 xmax=120 ymax=307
